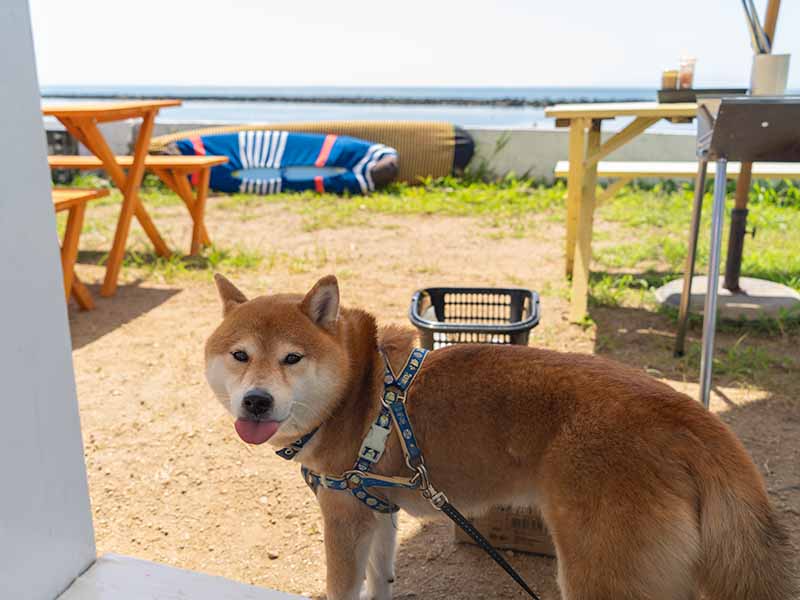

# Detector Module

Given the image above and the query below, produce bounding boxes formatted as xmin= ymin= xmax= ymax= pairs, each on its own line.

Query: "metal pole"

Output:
xmin=699 ymin=158 xmax=727 ymax=408
xmin=724 ymin=2 xmax=779 ymax=291
xmin=675 ymin=159 xmax=708 ymax=356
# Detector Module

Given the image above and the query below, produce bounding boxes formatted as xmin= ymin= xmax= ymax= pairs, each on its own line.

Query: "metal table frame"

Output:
xmin=677 ymin=96 xmax=800 ymax=407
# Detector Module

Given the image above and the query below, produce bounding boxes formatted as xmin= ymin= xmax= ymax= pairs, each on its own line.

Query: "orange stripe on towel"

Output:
xmin=314 ymin=176 xmax=325 ymax=193
xmin=189 ymin=136 xmax=206 ymax=185
xmin=314 ymin=134 xmax=337 ymax=167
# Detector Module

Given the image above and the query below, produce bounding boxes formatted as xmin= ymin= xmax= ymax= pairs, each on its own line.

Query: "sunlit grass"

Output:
xmin=593 ymin=182 xmax=800 ymax=292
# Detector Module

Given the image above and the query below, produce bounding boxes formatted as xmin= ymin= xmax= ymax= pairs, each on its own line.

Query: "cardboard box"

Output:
xmin=453 ymin=505 xmax=556 ymax=557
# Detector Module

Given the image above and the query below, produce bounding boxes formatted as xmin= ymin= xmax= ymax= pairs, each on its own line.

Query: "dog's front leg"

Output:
xmin=363 ymin=513 xmax=396 ymax=600
xmin=318 ymin=489 xmax=376 ymax=600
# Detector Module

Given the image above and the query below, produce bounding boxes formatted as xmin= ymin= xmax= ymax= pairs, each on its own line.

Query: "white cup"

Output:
xmin=750 ymin=54 xmax=791 ymax=96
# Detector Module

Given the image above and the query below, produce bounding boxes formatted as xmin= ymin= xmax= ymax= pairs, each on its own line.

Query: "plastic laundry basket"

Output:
xmin=409 ymin=287 xmax=540 ymax=350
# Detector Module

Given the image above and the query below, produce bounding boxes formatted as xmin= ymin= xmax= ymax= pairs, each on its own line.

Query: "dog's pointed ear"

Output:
xmin=301 ymin=275 xmax=339 ymax=330
xmin=214 ymin=273 xmax=248 ymax=316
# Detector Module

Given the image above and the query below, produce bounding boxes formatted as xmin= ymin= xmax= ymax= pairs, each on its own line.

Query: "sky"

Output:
xmin=28 ymin=0 xmax=799 ymax=89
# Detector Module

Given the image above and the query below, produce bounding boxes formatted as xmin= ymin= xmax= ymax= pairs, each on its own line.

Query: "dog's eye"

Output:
xmin=283 ymin=353 xmax=303 ymax=365
xmin=231 ymin=350 xmax=249 ymax=363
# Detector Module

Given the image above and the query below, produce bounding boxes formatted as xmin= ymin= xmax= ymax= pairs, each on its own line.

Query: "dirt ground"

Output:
xmin=67 ymin=195 xmax=799 ymax=599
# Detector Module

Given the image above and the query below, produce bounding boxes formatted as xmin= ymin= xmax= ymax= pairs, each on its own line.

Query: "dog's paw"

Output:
xmin=359 ymin=582 xmax=393 ymax=600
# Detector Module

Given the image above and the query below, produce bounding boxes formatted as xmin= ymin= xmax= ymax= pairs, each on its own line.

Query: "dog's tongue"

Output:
xmin=234 ymin=419 xmax=280 ymax=445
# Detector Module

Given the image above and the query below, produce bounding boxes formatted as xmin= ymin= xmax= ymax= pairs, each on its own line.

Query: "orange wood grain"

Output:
xmin=43 ymin=100 xmax=181 ymax=122
xmin=52 ymin=188 xmax=108 ymax=310
xmin=48 ymin=154 xmax=228 ymax=170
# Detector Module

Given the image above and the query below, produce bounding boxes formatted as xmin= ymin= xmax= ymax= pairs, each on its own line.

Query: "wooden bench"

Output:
xmin=53 ymin=188 xmax=110 ymax=310
xmin=554 ymin=160 xmax=800 ymax=204
xmin=48 ymin=155 xmax=228 ymax=255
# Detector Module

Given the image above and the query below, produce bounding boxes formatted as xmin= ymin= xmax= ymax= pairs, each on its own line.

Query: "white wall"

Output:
xmin=0 ymin=1 xmax=96 ymax=598
xmin=468 ymin=128 xmax=697 ymax=179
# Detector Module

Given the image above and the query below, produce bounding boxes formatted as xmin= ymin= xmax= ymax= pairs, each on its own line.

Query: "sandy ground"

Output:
xmin=67 ymin=196 xmax=799 ymax=599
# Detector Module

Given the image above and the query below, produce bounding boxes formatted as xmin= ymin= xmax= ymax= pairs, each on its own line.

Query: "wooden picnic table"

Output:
xmin=42 ymin=99 xmax=181 ymax=296
xmin=544 ymin=101 xmax=697 ymax=321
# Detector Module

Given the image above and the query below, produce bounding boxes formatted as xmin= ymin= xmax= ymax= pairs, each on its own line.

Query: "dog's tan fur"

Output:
xmin=205 ymin=275 xmax=797 ymax=600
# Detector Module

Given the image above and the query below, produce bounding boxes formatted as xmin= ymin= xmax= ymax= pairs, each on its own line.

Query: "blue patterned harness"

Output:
xmin=273 ymin=346 xmax=542 ymax=599
xmin=275 ymin=348 xmax=430 ymax=513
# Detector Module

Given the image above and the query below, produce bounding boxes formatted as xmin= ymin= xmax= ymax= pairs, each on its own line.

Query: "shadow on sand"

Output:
xmin=67 ymin=279 xmax=181 ymax=350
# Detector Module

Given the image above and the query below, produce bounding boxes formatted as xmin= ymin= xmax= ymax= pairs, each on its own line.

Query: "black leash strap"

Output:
xmin=441 ymin=500 xmax=542 ymax=599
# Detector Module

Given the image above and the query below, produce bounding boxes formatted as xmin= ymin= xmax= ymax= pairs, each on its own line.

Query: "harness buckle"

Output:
xmin=343 ymin=470 xmax=364 ymax=490
xmin=406 ymin=454 xmax=424 ymax=472
xmin=428 ymin=491 xmax=449 ymax=510
xmin=414 ymin=464 xmax=448 ymax=511
xmin=382 ymin=386 xmax=406 ymax=407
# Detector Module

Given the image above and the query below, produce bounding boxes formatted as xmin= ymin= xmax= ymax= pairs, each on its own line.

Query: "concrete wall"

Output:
xmin=468 ymin=127 xmax=696 ymax=179
xmin=0 ymin=1 xmax=96 ymax=598
xmin=45 ymin=119 xmax=696 ymax=181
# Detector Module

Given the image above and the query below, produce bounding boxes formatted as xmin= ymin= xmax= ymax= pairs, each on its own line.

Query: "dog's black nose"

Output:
xmin=242 ymin=390 xmax=273 ymax=417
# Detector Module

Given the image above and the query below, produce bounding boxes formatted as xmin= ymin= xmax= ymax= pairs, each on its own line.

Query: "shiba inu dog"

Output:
xmin=205 ymin=274 xmax=796 ymax=600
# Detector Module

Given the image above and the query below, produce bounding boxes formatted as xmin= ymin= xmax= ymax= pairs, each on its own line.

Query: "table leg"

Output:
xmin=699 ymin=158 xmax=728 ymax=408
xmin=674 ymin=160 xmax=708 ymax=357
xmin=565 ymin=118 xmax=587 ymax=277
xmin=190 ymin=168 xmax=211 ymax=254
xmin=169 ymin=169 xmax=213 ymax=254
xmin=723 ymin=163 xmax=752 ymax=292
xmin=60 ymin=202 xmax=85 ymax=302
xmin=63 ymin=115 xmax=171 ymax=296
xmin=71 ymin=276 xmax=95 ymax=310
xmin=568 ymin=120 xmax=601 ymax=322
xmin=58 ymin=201 xmax=94 ymax=310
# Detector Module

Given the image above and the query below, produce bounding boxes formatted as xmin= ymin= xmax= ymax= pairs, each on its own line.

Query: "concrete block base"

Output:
xmin=655 ymin=276 xmax=800 ymax=320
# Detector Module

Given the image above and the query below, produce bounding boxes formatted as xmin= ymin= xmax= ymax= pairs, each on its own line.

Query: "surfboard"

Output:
xmin=174 ymin=130 xmax=398 ymax=195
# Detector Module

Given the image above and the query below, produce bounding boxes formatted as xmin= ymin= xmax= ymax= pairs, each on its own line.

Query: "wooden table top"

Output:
xmin=48 ymin=154 xmax=229 ymax=169
xmin=545 ymin=101 xmax=697 ymax=120
xmin=42 ymin=99 xmax=182 ymax=121
xmin=52 ymin=188 xmax=110 ymax=211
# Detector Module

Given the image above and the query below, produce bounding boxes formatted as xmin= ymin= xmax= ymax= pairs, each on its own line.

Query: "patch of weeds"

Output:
xmin=140 ymin=189 xmax=182 ymax=208
xmin=595 ymin=334 xmax=619 ymax=352
xmin=539 ymin=280 xmax=570 ymax=301
xmin=589 ymin=274 xmax=653 ymax=307
xmin=201 ymin=245 xmax=266 ymax=271
xmin=69 ymin=173 xmax=112 ymax=189
xmin=216 ymin=193 xmax=286 ymax=211
xmin=287 ymin=246 xmax=330 ymax=274
xmin=680 ymin=336 xmax=792 ymax=381
xmin=596 ymin=239 xmax=662 ymax=269
xmin=597 ymin=182 xmax=800 ymax=294
xmin=463 ymin=131 xmax=512 ymax=182
xmin=576 ymin=314 xmax=596 ymax=331
xmin=121 ymin=244 xmax=267 ymax=282
xmin=123 ymin=251 xmax=189 ymax=282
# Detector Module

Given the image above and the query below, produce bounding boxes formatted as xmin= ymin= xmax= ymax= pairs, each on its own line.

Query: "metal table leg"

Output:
xmin=699 ymin=158 xmax=728 ymax=408
xmin=675 ymin=159 xmax=708 ymax=357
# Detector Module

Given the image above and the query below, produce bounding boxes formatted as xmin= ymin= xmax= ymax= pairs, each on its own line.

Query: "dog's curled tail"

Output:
xmin=697 ymin=463 xmax=797 ymax=599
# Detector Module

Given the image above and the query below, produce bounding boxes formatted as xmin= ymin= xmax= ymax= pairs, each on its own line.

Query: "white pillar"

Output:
xmin=0 ymin=1 xmax=96 ymax=598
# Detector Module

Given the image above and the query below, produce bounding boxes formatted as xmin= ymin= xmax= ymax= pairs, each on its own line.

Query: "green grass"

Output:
xmin=680 ymin=335 xmax=796 ymax=382
xmin=119 ymin=245 xmax=270 ymax=283
xmin=593 ymin=182 xmax=800 ymax=293
xmin=70 ymin=174 xmax=800 ymax=305
xmin=216 ymin=175 xmax=567 ymax=233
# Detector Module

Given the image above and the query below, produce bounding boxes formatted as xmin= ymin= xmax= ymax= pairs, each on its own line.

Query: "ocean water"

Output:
xmin=40 ymin=85 xmax=696 ymax=133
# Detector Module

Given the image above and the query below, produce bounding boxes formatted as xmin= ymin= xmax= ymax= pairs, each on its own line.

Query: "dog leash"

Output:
xmin=413 ymin=461 xmax=541 ymax=599
xmin=278 ymin=347 xmax=542 ymax=600
xmin=445 ymin=503 xmax=541 ymax=599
